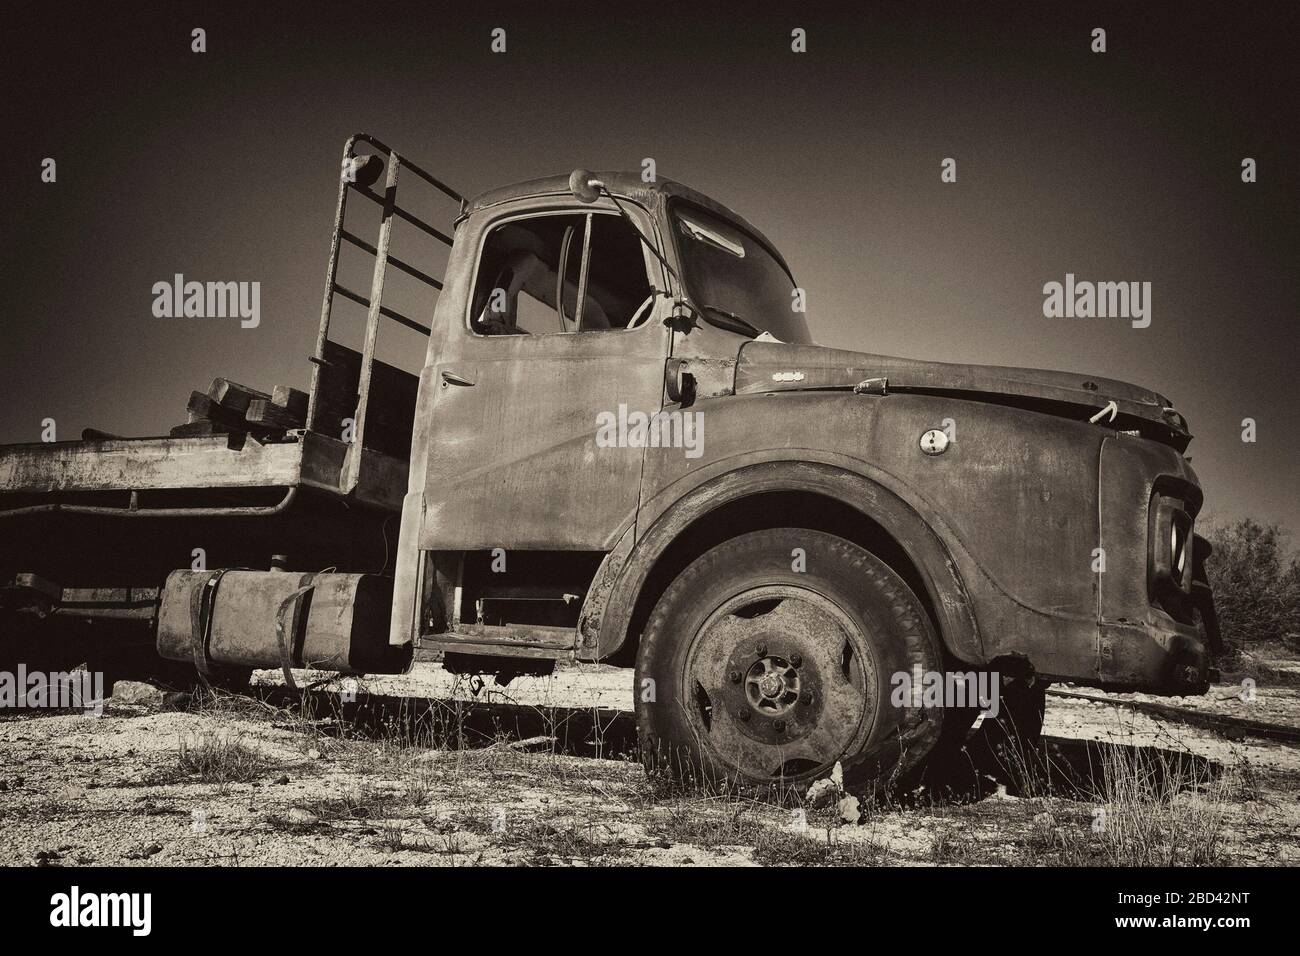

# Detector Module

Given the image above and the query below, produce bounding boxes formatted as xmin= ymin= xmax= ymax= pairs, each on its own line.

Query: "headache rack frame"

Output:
xmin=0 ymin=134 xmax=463 ymax=521
xmin=308 ymin=132 xmax=465 ymax=493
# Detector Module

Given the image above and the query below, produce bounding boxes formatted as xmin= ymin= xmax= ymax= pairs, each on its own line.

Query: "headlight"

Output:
xmin=1151 ymin=494 xmax=1193 ymax=598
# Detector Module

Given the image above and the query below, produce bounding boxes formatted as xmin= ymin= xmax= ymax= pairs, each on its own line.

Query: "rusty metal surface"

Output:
xmin=589 ymin=457 xmax=983 ymax=666
xmin=577 ymin=524 xmax=634 ymax=656
xmin=157 ymin=569 xmax=404 ymax=673
xmin=0 ymin=140 xmax=1213 ymax=703
xmin=735 ymin=341 xmax=1190 ymax=448
xmin=624 ymin=385 xmax=1204 ymax=687
xmin=0 ymin=431 xmax=407 ymax=516
xmin=681 ymin=586 xmax=874 ymax=779
xmin=395 ymin=160 xmax=1210 ymax=692
xmin=400 ymin=168 xmax=1205 ymax=697
xmin=413 ymin=196 xmax=671 ymax=551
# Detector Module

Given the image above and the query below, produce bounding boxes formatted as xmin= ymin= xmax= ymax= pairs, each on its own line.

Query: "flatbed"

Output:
xmin=0 ymin=430 xmax=406 ymax=517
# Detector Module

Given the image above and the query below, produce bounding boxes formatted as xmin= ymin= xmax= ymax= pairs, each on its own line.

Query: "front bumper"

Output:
xmin=1095 ymin=570 xmax=1221 ymax=695
xmin=1098 ymin=617 xmax=1208 ymax=695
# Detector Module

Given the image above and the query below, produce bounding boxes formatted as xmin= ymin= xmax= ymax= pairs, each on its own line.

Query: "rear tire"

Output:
xmin=636 ymin=529 xmax=946 ymax=795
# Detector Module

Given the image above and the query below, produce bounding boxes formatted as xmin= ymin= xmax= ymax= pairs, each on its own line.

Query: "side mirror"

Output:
xmin=568 ymin=168 xmax=603 ymax=204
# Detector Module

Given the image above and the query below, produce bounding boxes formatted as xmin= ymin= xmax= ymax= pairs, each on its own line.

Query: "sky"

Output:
xmin=3 ymin=0 xmax=1296 ymax=531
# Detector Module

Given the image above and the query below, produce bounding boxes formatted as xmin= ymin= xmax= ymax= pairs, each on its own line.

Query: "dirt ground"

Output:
xmin=1 ymin=653 xmax=1297 ymax=867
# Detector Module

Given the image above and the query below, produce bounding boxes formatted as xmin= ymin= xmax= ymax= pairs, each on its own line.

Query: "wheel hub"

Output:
xmin=723 ymin=637 xmax=822 ymax=743
xmin=745 ymin=656 xmax=800 ymax=714
xmin=682 ymin=585 xmax=878 ymax=781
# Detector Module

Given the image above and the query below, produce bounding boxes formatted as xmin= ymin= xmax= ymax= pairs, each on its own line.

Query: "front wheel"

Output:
xmin=636 ymin=528 xmax=946 ymax=794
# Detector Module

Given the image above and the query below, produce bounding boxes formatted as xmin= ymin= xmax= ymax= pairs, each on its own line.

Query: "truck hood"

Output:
xmin=733 ymin=342 xmax=1191 ymax=450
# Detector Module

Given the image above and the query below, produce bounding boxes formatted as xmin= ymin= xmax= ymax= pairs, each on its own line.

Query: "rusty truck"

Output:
xmin=0 ymin=134 xmax=1220 ymax=790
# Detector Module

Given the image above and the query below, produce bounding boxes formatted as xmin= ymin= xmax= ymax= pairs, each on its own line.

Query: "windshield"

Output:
xmin=671 ymin=203 xmax=812 ymax=344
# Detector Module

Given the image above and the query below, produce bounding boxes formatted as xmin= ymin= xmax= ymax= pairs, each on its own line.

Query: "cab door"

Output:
xmin=419 ymin=200 xmax=671 ymax=551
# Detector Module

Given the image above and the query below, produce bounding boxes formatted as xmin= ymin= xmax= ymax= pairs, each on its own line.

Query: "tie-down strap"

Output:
xmin=187 ymin=569 xmax=315 ymax=691
xmin=188 ymin=568 xmax=237 ymax=682
xmin=274 ymin=573 xmax=317 ymax=692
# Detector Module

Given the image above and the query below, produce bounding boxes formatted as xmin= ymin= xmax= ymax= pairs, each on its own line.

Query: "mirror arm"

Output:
xmin=597 ymin=186 xmax=681 ymax=284
xmin=596 ymin=186 xmax=709 ymax=331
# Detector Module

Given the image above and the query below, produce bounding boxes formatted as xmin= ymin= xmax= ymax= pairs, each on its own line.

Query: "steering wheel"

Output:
xmin=627 ymin=294 xmax=656 ymax=330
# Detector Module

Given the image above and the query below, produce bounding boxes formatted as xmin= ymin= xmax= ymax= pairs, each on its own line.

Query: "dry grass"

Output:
xmin=176 ymin=732 xmax=276 ymax=783
xmin=291 ymin=785 xmax=400 ymax=822
xmin=653 ymin=801 xmax=768 ymax=848
xmin=751 ymin=827 xmax=890 ymax=866
xmin=928 ymin=824 xmax=973 ymax=864
xmin=376 ymin=822 xmax=407 ymax=852
xmin=998 ymin=734 xmax=1235 ymax=866
xmin=150 ymin=678 xmax=1263 ymax=866
xmin=500 ymin=815 xmax=631 ymax=862
xmin=1086 ymin=741 xmax=1230 ymax=865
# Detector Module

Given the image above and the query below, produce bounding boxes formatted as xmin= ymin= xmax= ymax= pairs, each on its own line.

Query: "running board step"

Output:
xmin=415 ymin=623 xmax=578 ymax=662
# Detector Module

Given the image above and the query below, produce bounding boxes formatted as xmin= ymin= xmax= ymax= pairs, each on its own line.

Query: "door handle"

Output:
xmin=440 ymin=369 xmax=475 ymax=388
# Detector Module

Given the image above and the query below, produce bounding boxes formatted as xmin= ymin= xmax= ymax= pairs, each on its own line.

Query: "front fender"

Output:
xmin=583 ymin=455 xmax=985 ymax=664
xmin=587 ymin=388 xmax=1121 ymax=681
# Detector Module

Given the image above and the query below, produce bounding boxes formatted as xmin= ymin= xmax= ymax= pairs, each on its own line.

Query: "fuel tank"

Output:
xmin=156 ymin=570 xmax=408 ymax=674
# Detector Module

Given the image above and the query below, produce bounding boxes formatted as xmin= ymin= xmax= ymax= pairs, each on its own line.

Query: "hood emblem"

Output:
xmin=920 ymin=429 xmax=950 ymax=455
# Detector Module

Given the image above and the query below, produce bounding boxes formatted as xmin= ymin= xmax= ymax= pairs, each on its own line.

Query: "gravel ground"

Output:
xmin=1 ymin=659 xmax=1296 ymax=867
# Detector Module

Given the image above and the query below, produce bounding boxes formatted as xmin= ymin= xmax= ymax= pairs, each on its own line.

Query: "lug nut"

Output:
xmin=790 ymin=653 xmax=803 ymax=668
xmin=730 ymin=670 xmax=741 ymax=684
xmin=774 ymin=719 xmax=786 ymax=733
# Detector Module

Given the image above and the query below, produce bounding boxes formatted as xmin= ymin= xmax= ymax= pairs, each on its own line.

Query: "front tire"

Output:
xmin=636 ymin=529 xmax=945 ymax=794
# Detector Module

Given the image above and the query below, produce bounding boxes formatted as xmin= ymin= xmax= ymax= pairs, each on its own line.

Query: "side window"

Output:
xmin=469 ymin=212 xmax=655 ymax=335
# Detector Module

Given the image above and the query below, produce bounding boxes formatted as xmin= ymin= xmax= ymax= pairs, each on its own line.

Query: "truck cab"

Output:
xmin=0 ymin=135 xmax=1220 ymax=793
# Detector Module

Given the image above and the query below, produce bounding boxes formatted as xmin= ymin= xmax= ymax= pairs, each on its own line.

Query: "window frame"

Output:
xmin=464 ymin=205 xmax=663 ymax=339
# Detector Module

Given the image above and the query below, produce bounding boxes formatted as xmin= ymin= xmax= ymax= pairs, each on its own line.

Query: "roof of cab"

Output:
xmin=465 ymin=172 xmax=792 ymax=277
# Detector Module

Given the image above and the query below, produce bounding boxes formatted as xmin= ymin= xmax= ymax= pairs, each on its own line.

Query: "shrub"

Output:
xmin=177 ymin=733 xmax=274 ymax=783
xmin=1201 ymin=518 xmax=1300 ymax=653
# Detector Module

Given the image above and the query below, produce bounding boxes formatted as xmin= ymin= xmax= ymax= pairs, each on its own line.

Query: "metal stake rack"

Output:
xmin=307 ymin=132 xmax=464 ymax=492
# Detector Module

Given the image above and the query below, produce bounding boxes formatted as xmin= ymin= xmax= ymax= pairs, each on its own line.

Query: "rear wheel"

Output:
xmin=636 ymin=528 xmax=946 ymax=794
